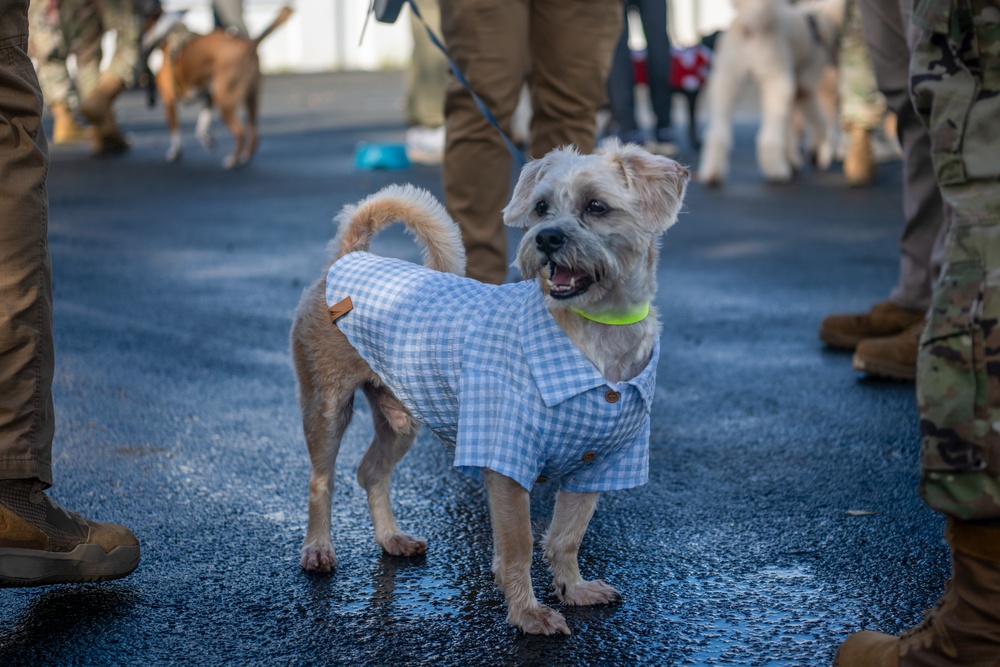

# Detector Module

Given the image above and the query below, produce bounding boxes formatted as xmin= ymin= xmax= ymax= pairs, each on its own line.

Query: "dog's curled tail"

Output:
xmin=333 ymin=184 xmax=466 ymax=276
xmin=252 ymin=5 xmax=294 ymax=47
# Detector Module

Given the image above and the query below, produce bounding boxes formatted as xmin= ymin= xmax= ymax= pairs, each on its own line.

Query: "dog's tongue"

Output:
xmin=550 ymin=265 xmax=587 ymax=288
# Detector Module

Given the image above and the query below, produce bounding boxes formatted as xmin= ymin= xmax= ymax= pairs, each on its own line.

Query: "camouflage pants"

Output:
xmin=912 ymin=0 xmax=1000 ymax=521
xmin=26 ymin=0 xmax=138 ymax=107
xmin=839 ymin=0 xmax=886 ymax=130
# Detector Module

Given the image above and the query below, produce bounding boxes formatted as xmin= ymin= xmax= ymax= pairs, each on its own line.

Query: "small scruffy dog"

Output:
xmin=290 ymin=142 xmax=689 ymax=635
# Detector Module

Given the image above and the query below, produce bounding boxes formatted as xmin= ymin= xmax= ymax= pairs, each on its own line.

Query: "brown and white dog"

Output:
xmin=142 ymin=6 xmax=293 ymax=168
xmin=290 ymin=142 xmax=689 ymax=635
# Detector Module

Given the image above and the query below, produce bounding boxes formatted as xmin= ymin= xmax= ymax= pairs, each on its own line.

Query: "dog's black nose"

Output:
xmin=536 ymin=228 xmax=566 ymax=255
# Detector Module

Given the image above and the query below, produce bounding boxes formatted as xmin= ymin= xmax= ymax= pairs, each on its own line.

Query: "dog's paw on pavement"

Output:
xmin=378 ymin=533 xmax=427 ymax=557
xmin=511 ymin=604 xmax=571 ymax=636
xmin=300 ymin=544 xmax=337 ymax=572
xmin=558 ymin=579 xmax=622 ymax=606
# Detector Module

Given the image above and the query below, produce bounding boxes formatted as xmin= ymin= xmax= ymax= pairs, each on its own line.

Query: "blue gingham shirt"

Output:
xmin=326 ymin=252 xmax=658 ymax=493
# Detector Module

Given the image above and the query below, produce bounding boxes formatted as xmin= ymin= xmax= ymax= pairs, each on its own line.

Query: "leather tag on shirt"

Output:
xmin=328 ymin=296 xmax=354 ymax=324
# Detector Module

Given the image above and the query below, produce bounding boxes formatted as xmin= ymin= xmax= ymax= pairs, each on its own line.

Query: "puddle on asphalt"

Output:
xmin=657 ymin=564 xmax=859 ymax=664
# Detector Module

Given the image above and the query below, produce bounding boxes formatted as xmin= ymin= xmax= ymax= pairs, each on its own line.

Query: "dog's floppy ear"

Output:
xmin=503 ymin=147 xmax=579 ymax=228
xmin=607 ymin=142 xmax=690 ymax=233
xmin=502 ymin=156 xmax=548 ymax=229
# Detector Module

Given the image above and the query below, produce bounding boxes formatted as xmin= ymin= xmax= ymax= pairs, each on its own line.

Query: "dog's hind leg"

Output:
xmin=357 ymin=385 xmax=426 ymax=557
xmin=797 ymin=92 xmax=834 ymax=171
xmin=295 ymin=323 xmax=355 ymax=572
xmin=698 ymin=41 xmax=744 ymax=185
xmin=195 ymin=101 xmax=215 ymax=153
xmin=243 ymin=88 xmax=259 ymax=165
xmin=218 ymin=103 xmax=245 ymax=169
xmin=162 ymin=93 xmax=182 ymax=162
xmin=756 ymin=74 xmax=796 ymax=182
xmin=484 ymin=469 xmax=570 ymax=635
xmin=544 ymin=491 xmax=622 ymax=606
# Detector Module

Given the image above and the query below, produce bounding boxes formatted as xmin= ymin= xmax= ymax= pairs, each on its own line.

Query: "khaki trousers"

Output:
xmin=0 ymin=0 xmax=54 ymax=485
xmin=440 ymin=0 xmax=622 ymax=284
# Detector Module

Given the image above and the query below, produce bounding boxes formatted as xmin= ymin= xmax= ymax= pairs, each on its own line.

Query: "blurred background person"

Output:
xmin=604 ymin=0 xmax=676 ymax=156
xmin=27 ymin=0 xmax=91 ymax=144
xmin=817 ymin=0 xmax=948 ymax=383
xmin=212 ymin=0 xmax=247 ymax=37
xmin=404 ymin=0 xmax=447 ymax=166
xmin=837 ymin=0 xmax=886 ymax=187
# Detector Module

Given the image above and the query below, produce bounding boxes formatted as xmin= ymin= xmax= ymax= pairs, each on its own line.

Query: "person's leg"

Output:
xmin=440 ymin=0 xmax=530 ymax=284
xmin=0 ymin=0 xmax=55 ymax=487
xmin=635 ymin=0 xmax=674 ymax=151
xmin=838 ymin=0 xmax=885 ymax=187
xmin=836 ymin=2 xmax=1000 ymax=662
xmin=27 ymin=0 xmax=89 ymax=144
xmin=819 ymin=0 xmax=948 ymax=381
xmin=212 ymin=0 xmax=247 ymax=37
xmin=606 ymin=5 xmax=640 ymax=139
xmin=528 ymin=0 xmax=623 ymax=157
xmin=405 ymin=0 xmax=448 ymax=165
xmin=78 ymin=0 xmax=134 ymax=155
xmin=859 ymin=0 xmax=946 ymax=314
xmin=0 ymin=0 xmax=139 ymax=587
xmin=407 ymin=0 xmax=447 ymax=130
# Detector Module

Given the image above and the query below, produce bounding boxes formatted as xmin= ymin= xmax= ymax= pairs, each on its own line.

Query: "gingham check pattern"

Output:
xmin=327 ymin=252 xmax=658 ymax=492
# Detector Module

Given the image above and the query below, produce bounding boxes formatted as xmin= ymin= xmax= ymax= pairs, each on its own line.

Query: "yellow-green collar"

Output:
xmin=571 ymin=302 xmax=650 ymax=325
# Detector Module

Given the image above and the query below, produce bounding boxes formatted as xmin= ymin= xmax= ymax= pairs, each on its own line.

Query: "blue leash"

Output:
xmin=363 ymin=0 xmax=527 ymax=167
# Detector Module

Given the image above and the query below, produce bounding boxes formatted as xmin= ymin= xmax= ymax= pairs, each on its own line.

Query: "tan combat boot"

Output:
xmin=835 ymin=520 xmax=1000 ymax=666
xmin=79 ymin=73 xmax=130 ymax=157
xmin=819 ymin=300 xmax=925 ymax=350
xmin=844 ymin=126 xmax=876 ymax=187
xmin=851 ymin=320 xmax=925 ymax=381
xmin=50 ymin=101 xmax=90 ymax=144
xmin=0 ymin=479 xmax=140 ymax=586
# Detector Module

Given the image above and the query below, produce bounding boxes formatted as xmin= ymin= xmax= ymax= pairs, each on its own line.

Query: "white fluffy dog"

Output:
xmin=698 ymin=0 xmax=844 ymax=185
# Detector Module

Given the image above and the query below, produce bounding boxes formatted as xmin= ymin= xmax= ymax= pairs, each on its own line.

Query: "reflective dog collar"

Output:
xmin=571 ymin=302 xmax=650 ymax=326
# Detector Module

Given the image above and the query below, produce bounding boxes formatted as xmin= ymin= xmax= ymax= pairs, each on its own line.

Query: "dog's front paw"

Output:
xmin=557 ymin=579 xmax=622 ymax=606
xmin=509 ymin=604 xmax=571 ymax=636
xmin=166 ymin=146 xmax=181 ymax=162
xmin=377 ymin=533 xmax=427 ymax=557
xmin=300 ymin=543 xmax=337 ymax=572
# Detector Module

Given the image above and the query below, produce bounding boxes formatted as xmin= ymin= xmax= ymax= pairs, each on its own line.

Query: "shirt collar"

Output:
xmin=519 ymin=285 xmax=659 ymax=410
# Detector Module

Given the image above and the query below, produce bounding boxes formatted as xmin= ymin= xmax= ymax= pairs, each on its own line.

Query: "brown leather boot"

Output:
xmin=79 ymin=73 xmax=130 ymax=157
xmin=0 ymin=479 xmax=139 ymax=586
xmin=851 ymin=320 xmax=924 ymax=381
xmin=835 ymin=520 xmax=1000 ymax=666
xmin=819 ymin=300 xmax=925 ymax=350
xmin=50 ymin=101 xmax=90 ymax=144
xmin=844 ymin=126 xmax=876 ymax=187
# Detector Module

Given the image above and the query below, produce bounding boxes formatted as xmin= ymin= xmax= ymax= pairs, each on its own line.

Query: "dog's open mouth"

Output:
xmin=547 ymin=263 xmax=593 ymax=299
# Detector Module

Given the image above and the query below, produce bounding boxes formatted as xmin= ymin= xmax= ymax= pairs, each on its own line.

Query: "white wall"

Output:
xmin=159 ymin=0 xmax=734 ymax=72
xmin=161 ymin=0 xmax=412 ymax=72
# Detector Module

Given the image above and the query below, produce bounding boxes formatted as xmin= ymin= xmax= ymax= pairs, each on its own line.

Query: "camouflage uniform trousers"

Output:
xmin=911 ymin=0 xmax=1000 ymax=521
xmin=26 ymin=0 xmax=138 ymax=108
xmin=839 ymin=0 xmax=887 ymax=130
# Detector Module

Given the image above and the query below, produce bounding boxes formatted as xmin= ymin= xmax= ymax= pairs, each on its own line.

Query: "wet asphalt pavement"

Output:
xmin=0 ymin=71 xmax=949 ymax=666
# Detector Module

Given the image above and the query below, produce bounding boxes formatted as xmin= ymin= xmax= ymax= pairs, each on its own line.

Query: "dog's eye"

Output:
xmin=585 ymin=200 xmax=609 ymax=215
xmin=534 ymin=200 xmax=549 ymax=217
